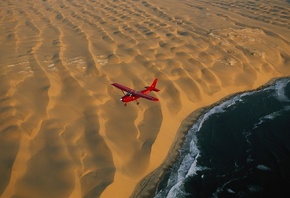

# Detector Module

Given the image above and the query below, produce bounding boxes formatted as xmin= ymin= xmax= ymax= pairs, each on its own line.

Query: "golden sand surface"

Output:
xmin=1 ymin=0 xmax=290 ymax=197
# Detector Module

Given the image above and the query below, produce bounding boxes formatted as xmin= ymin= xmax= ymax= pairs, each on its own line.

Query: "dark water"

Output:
xmin=155 ymin=78 xmax=290 ymax=198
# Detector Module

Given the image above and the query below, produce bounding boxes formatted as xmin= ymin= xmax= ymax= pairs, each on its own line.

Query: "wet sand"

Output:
xmin=1 ymin=0 xmax=290 ymax=197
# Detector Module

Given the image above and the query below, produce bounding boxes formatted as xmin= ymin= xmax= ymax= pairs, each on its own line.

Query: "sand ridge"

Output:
xmin=1 ymin=0 xmax=290 ymax=197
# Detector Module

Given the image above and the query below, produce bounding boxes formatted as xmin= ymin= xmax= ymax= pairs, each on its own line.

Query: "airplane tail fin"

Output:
xmin=145 ymin=78 xmax=160 ymax=92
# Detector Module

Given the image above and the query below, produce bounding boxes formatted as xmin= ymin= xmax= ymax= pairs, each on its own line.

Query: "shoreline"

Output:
xmin=130 ymin=76 xmax=290 ymax=198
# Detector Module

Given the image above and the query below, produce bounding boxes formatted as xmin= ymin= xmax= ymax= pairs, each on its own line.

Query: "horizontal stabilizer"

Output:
xmin=145 ymin=86 xmax=160 ymax=92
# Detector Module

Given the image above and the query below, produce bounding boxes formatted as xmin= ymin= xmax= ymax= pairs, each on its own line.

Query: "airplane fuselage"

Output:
xmin=120 ymin=89 xmax=149 ymax=103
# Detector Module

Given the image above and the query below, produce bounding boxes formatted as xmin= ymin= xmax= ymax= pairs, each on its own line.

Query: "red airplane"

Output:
xmin=111 ymin=79 xmax=159 ymax=106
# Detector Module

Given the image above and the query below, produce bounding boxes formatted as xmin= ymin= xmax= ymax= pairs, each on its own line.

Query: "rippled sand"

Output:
xmin=1 ymin=0 xmax=290 ymax=197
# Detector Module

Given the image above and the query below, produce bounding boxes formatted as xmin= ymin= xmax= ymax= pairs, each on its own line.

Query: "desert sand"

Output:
xmin=1 ymin=0 xmax=290 ymax=197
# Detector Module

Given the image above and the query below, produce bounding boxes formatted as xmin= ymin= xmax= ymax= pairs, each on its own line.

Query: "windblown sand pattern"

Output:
xmin=1 ymin=0 xmax=290 ymax=197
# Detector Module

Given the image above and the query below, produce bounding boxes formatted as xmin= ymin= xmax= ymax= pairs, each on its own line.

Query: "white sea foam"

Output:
xmin=166 ymin=181 xmax=187 ymax=198
xmin=274 ymin=78 xmax=290 ymax=102
xmin=252 ymin=105 xmax=290 ymax=130
xmin=256 ymin=164 xmax=271 ymax=171
xmin=248 ymin=185 xmax=263 ymax=193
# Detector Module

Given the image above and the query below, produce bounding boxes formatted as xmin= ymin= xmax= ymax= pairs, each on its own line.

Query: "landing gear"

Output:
xmin=124 ymin=103 xmax=127 ymax=106
xmin=136 ymin=100 xmax=140 ymax=105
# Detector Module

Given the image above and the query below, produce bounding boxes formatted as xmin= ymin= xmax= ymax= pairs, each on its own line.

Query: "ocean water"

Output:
xmin=155 ymin=78 xmax=290 ymax=198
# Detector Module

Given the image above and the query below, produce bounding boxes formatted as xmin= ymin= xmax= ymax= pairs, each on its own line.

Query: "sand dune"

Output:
xmin=1 ymin=0 xmax=290 ymax=197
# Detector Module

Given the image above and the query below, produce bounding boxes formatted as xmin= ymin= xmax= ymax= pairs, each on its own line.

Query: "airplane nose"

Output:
xmin=120 ymin=98 xmax=123 ymax=101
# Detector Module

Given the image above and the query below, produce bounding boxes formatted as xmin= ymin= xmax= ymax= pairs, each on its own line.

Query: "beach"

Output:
xmin=1 ymin=0 xmax=290 ymax=197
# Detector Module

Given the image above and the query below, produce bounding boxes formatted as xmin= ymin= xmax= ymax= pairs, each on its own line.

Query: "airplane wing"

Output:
xmin=134 ymin=92 xmax=159 ymax=101
xmin=111 ymin=83 xmax=134 ymax=93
